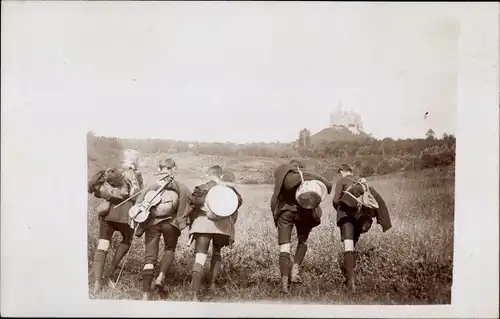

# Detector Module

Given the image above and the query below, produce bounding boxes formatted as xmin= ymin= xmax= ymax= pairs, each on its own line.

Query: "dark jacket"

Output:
xmin=332 ymin=175 xmax=392 ymax=232
xmin=270 ymin=164 xmax=333 ymax=227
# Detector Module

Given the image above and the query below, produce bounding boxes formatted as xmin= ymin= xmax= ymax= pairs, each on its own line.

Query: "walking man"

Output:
xmin=188 ymin=165 xmax=243 ymax=301
xmin=270 ymin=159 xmax=333 ymax=293
xmin=88 ymin=149 xmax=144 ymax=295
xmin=133 ymin=158 xmax=192 ymax=301
xmin=332 ymin=163 xmax=392 ymax=292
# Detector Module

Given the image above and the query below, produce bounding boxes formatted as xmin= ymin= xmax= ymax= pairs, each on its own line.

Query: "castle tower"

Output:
xmin=330 ymin=101 xmax=343 ymax=127
xmin=329 ymin=101 xmax=365 ymax=134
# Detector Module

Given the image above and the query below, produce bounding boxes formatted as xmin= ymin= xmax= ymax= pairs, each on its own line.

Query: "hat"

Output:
xmin=295 ymin=180 xmax=328 ymax=209
xmin=204 ymin=184 xmax=239 ymax=217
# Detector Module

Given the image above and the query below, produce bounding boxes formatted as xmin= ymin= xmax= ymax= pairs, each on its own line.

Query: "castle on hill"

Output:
xmin=329 ymin=102 xmax=364 ymax=135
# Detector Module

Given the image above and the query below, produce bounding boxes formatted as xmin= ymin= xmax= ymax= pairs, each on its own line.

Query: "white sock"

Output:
xmin=97 ymin=239 xmax=110 ymax=251
xmin=195 ymin=253 xmax=207 ymax=265
xmin=279 ymin=243 xmax=291 ymax=254
xmin=344 ymin=239 xmax=355 ymax=252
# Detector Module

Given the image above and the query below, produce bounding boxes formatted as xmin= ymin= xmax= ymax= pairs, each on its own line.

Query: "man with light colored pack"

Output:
xmin=332 ymin=163 xmax=392 ymax=292
xmin=88 ymin=149 xmax=144 ymax=295
xmin=270 ymin=159 xmax=333 ymax=293
xmin=187 ymin=165 xmax=243 ymax=301
xmin=133 ymin=158 xmax=192 ymax=301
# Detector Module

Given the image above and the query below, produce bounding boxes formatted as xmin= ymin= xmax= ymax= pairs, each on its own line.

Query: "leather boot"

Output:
xmin=191 ymin=263 xmax=205 ymax=301
xmin=103 ymin=243 xmax=130 ymax=282
xmin=343 ymin=251 xmax=356 ymax=292
xmin=281 ymin=275 xmax=290 ymax=294
xmin=209 ymin=252 xmax=222 ymax=293
xmin=290 ymin=263 xmax=303 ymax=283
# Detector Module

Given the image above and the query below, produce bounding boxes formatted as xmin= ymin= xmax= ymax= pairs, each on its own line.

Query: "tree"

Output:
xmin=426 ymin=129 xmax=436 ymax=140
xmin=381 ymin=137 xmax=396 ymax=157
xmin=297 ymin=128 xmax=311 ymax=149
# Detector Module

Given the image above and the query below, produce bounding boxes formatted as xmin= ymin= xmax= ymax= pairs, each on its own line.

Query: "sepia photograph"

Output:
xmin=1 ymin=1 xmax=498 ymax=317
xmin=86 ymin=2 xmax=457 ymax=304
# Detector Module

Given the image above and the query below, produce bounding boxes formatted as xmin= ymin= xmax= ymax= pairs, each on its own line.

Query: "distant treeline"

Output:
xmin=87 ymin=130 xmax=455 ymax=180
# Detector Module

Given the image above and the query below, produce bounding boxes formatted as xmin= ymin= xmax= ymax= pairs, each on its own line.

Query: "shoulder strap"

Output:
xmin=357 ymin=178 xmax=370 ymax=193
xmin=345 ymin=177 xmax=358 ymax=184
xmin=344 ymin=177 xmax=372 ymax=199
xmin=344 ymin=177 xmax=360 ymax=192
xmin=296 ymin=167 xmax=305 ymax=183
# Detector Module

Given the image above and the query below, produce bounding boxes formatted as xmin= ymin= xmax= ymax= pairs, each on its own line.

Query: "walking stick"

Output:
xmin=115 ymin=223 xmax=140 ymax=285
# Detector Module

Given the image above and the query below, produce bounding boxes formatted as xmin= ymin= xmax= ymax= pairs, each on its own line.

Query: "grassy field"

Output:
xmin=87 ymin=152 xmax=454 ymax=304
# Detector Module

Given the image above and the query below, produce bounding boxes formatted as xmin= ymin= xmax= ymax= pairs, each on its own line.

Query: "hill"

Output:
xmin=309 ymin=126 xmax=374 ymax=146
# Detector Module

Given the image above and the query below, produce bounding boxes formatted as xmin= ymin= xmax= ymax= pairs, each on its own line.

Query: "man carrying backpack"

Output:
xmin=187 ymin=165 xmax=243 ymax=301
xmin=271 ymin=159 xmax=333 ymax=294
xmin=332 ymin=164 xmax=392 ymax=292
xmin=88 ymin=150 xmax=144 ymax=295
xmin=133 ymin=158 xmax=192 ymax=301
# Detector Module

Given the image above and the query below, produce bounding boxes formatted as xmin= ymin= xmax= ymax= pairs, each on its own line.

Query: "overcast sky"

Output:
xmin=3 ymin=2 xmax=461 ymax=143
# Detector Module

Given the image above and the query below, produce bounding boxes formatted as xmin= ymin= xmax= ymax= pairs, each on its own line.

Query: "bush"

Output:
xmin=419 ymin=145 xmax=455 ymax=169
xmin=387 ymin=157 xmax=406 ymax=172
xmin=360 ymin=162 xmax=376 ymax=177
xmin=240 ymin=178 xmax=262 ymax=185
xmin=375 ymin=159 xmax=392 ymax=175
xmin=222 ymin=171 xmax=237 ymax=182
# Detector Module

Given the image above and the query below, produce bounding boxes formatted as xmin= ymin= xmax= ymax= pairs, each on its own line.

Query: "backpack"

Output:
xmin=104 ymin=168 xmax=126 ymax=187
xmin=194 ymin=181 xmax=240 ymax=222
xmin=88 ymin=170 xmax=107 ymax=197
xmin=88 ymin=168 xmax=129 ymax=202
xmin=343 ymin=177 xmax=380 ymax=211
xmin=122 ymin=168 xmax=143 ymax=198
xmin=194 ymin=182 xmax=224 ymax=221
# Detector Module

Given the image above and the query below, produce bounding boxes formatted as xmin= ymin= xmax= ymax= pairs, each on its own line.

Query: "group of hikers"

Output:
xmin=88 ymin=149 xmax=392 ymax=301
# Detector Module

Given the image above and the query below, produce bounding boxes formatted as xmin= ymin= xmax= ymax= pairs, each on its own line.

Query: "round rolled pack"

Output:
xmin=205 ymin=184 xmax=239 ymax=217
xmin=295 ymin=180 xmax=328 ymax=210
xmin=104 ymin=169 xmax=126 ymax=188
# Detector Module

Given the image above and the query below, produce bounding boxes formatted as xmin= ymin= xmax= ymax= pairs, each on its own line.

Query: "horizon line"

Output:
xmin=88 ymin=129 xmax=454 ymax=145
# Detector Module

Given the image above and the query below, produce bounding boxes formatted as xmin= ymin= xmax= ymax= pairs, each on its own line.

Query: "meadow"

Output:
xmin=87 ymin=152 xmax=454 ymax=304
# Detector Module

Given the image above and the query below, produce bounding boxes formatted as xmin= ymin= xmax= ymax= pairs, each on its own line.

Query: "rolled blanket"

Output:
xmin=104 ymin=168 xmax=126 ymax=187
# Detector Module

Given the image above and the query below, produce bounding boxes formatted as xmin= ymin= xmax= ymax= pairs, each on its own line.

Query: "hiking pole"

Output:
xmin=115 ymin=223 xmax=140 ymax=285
